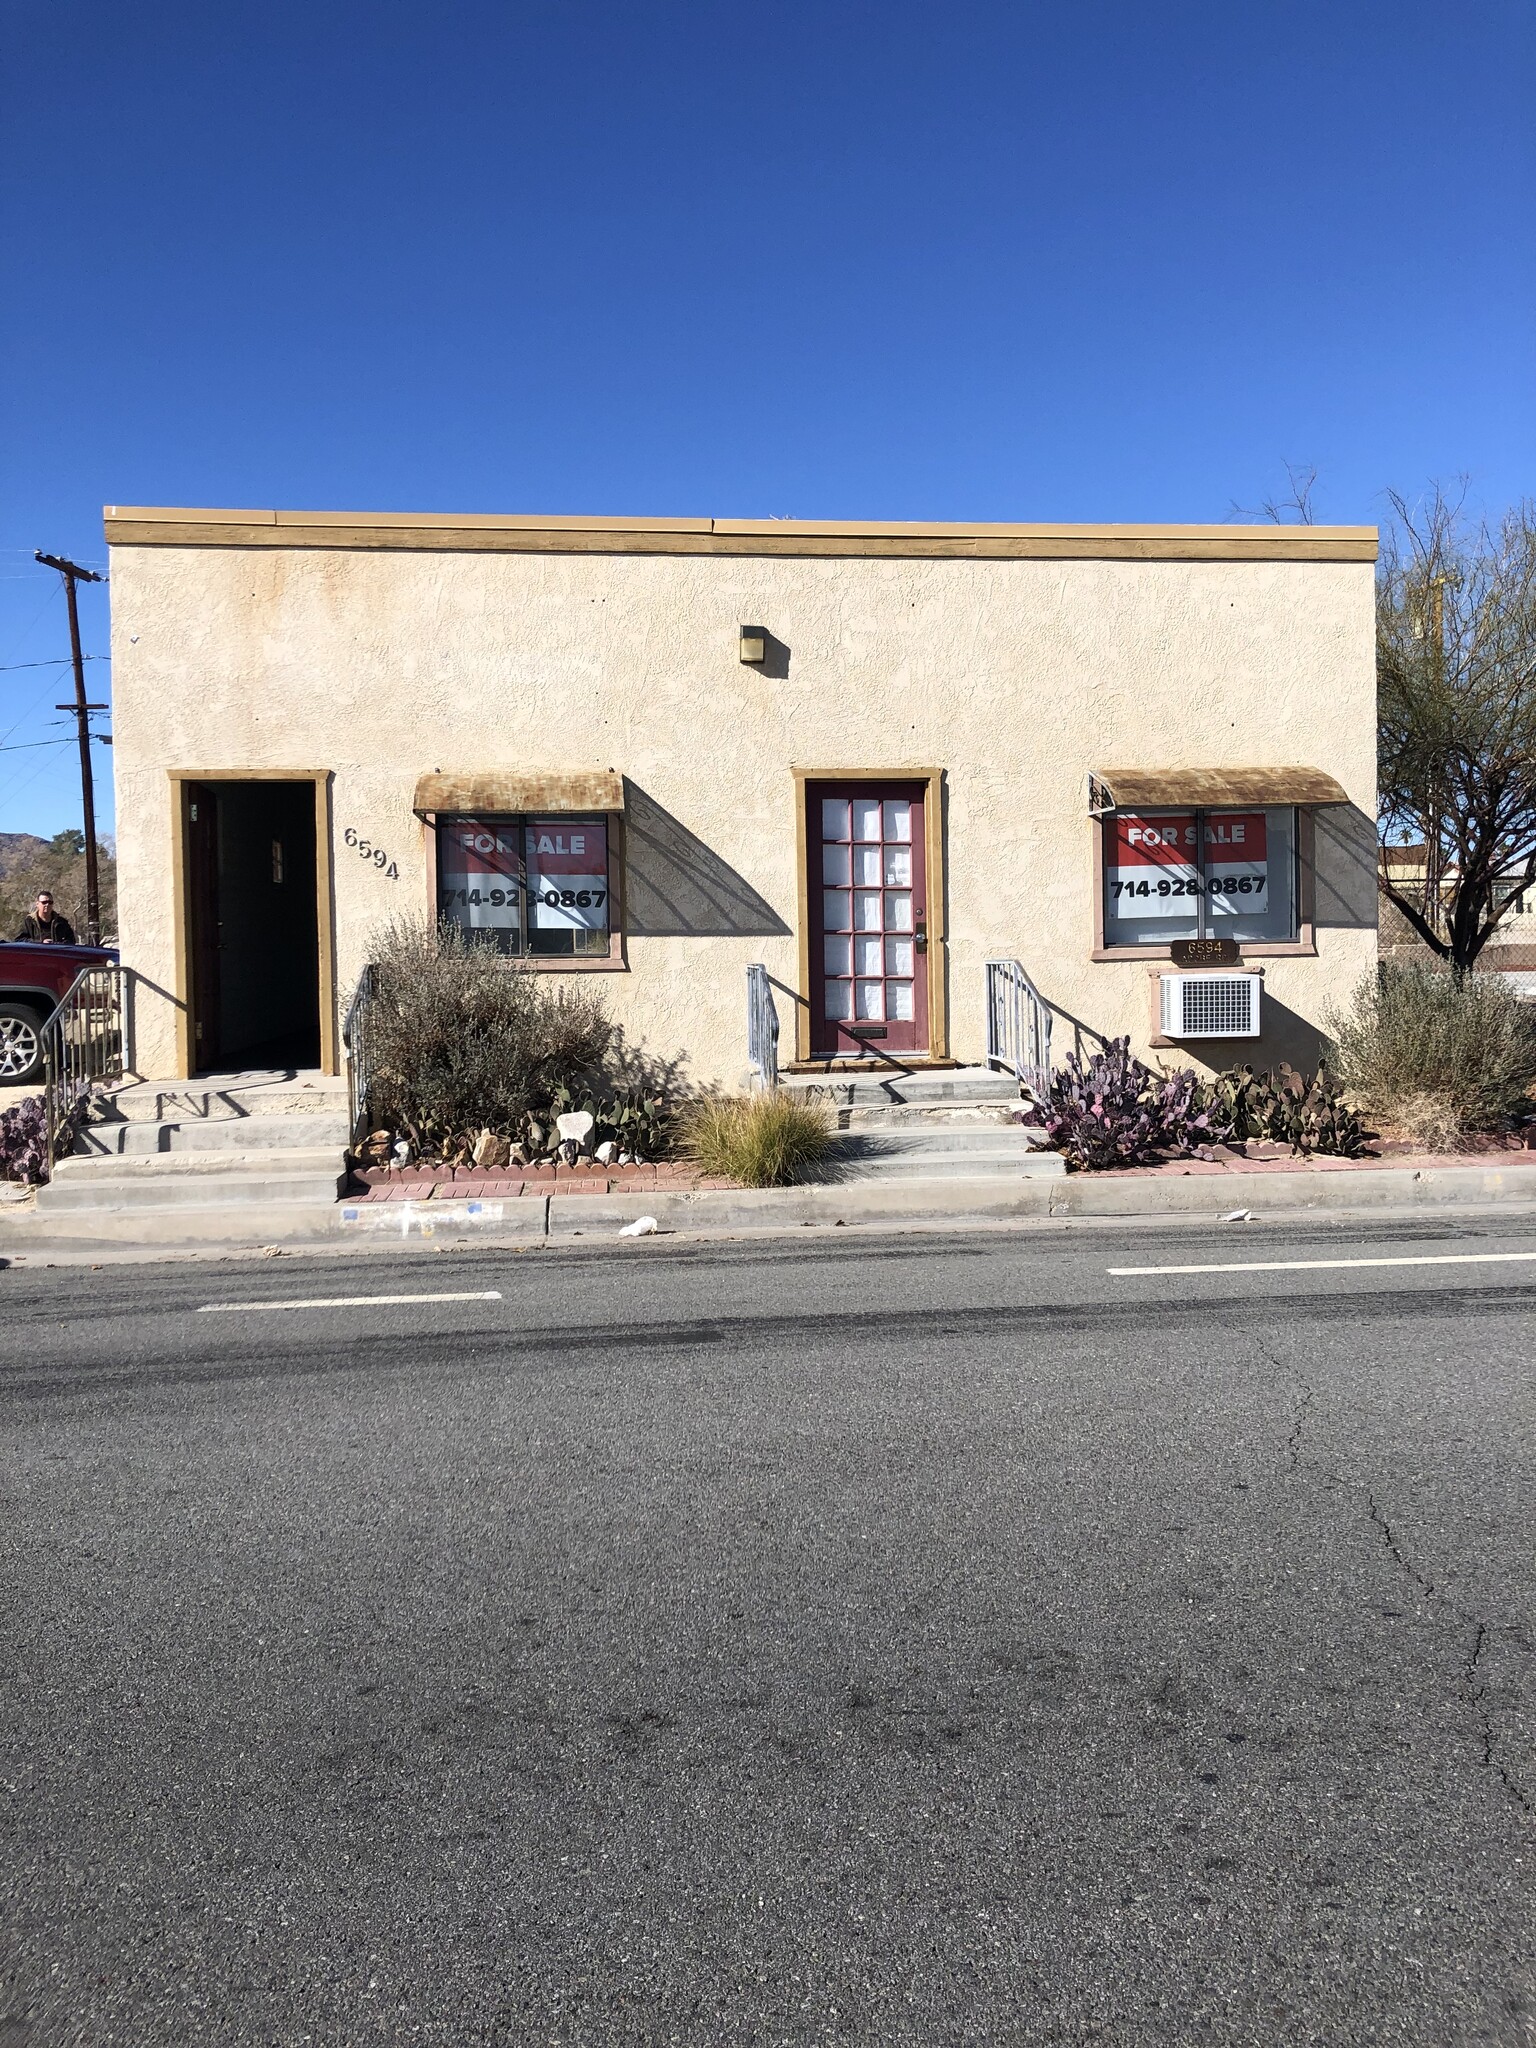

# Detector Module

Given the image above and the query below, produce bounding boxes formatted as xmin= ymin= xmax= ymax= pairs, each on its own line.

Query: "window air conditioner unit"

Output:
xmin=1160 ymin=971 xmax=1262 ymax=1040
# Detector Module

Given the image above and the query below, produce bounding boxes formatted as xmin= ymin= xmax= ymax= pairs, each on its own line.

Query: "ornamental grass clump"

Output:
xmin=1326 ymin=962 xmax=1536 ymax=1145
xmin=678 ymin=1089 xmax=834 ymax=1188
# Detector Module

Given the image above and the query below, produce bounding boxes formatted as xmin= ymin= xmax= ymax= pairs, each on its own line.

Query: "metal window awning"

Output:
xmin=1088 ymin=766 xmax=1350 ymax=813
xmin=412 ymin=770 xmax=625 ymax=818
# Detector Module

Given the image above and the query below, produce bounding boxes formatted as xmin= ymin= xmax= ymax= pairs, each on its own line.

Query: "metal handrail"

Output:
xmin=342 ymin=961 xmax=379 ymax=1136
xmin=41 ymin=962 xmax=125 ymax=1171
xmin=984 ymin=957 xmax=1052 ymax=1100
xmin=746 ymin=962 xmax=780 ymax=1090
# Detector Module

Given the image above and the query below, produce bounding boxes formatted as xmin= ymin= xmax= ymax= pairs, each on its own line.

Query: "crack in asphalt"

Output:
xmin=1269 ymin=1330 xmax=1532 ymax=1819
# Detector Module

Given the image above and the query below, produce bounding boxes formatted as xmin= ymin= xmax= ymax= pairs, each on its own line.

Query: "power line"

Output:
xmin=0 ymin=654 xmax=108 ymax=674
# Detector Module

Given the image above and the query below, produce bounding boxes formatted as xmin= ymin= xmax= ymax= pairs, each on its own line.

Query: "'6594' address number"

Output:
xmin=343 ymin=826 xmax=399 ymax=881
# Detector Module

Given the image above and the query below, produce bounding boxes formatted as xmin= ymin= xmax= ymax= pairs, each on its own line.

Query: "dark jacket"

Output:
xmin=14 ymin=912 xmax=77 ymax=945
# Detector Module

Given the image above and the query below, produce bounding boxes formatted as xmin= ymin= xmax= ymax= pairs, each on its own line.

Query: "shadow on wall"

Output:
xmin=623 ymin=782 xmax=791 ymax=939
xmin=1314 ymin=805 xmax=1380 ymax=931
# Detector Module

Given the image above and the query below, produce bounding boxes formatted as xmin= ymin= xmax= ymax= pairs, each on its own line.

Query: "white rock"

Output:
xmin=1222 ymin=1208 xmax=1253 ymax=1222
xmin=556 ymin=1111 xmax=596 ymax=1146
xmin=619 ymin=1215 xmax=658 ymax=1237
xmin=594 ymin=1140 xmax=616 ymax=1164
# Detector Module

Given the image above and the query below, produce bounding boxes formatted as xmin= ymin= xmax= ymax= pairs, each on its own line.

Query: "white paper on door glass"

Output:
xmin=884 ymin=800 xmax=912 ymax=842
xmin=822 ymin=843 xmax=851 ymax=886
xmin=822 ymin=798 xmax=849 ymax=841
xmin=884 ymin=892 xmax=913 ymax=931
xmin=883 ymin=846 xmax=912 ymax=887
xmin=823 ymin=889 xmax=850 ymax=931
xmin=824 ymin=981 xmax=851 ymax=1020
xmin=855 ymin=891 xmax=882 ymax=931
xmin=824 ymin=934 xmax=851 ymax=976
xmin=856 ymin=980 xmax=885 ymax=1020
xmin=889 ymin=981 xmax=915 ymax=1021
xmin=855 ymin=935 xmax=883 ymax=976
xmin=885 ymin=936 xmax=914 ymax=976
xmin=854 ymin=845 xmax=881 ymax=887
xmin=853 ymin=799 xmax=882 ymax=841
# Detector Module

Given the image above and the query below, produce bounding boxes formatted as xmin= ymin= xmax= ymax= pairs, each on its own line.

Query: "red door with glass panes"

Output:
xmin=809 ymin=781 xmax=929 ymax=1057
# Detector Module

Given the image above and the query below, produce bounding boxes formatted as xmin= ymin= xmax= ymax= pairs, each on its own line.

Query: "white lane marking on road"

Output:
xmin=1107 ymin=1252 xmax=1536 ymax=1277
xmin=198 ymin=1290 xmax=503 ymax=1313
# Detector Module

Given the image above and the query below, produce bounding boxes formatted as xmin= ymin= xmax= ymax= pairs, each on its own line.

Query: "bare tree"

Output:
xmin=1230 ymin=462 xmax=1318 ymax=525
xmin=1377 ymin=486 xmax=1536 ymax=973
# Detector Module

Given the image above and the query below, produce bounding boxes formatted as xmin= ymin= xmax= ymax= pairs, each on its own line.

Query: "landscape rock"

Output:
xmin=556 ymin=1110 xmax=596 ymax=1150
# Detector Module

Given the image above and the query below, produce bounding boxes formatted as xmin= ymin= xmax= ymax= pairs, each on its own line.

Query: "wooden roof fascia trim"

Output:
xmin=103 ymin=522 xmax=1380 ymax=563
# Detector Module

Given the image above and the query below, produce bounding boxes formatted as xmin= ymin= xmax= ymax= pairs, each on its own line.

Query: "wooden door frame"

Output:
xmin=168 ymin=769 xmax=337 ymax=1078
xmin=792 ymin=767 xmax=948 ymax=1066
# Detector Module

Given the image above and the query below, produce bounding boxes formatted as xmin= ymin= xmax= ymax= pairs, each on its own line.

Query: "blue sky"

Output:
xmin=2 ymin=1 xmax=1531 ymax=836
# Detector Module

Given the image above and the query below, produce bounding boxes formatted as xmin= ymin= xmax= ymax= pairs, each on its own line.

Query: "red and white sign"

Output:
xmin=525 ymin=818 xmax=608 ymax=932
xmin=439 ymin=821 xmax=522 ymax=938
xmin=1108 ymin=812 xmax=1269 ymax=920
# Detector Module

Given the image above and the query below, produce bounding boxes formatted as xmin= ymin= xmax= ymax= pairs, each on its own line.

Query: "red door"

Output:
xmin=809 ymin=781 xmax=929 ymax=1058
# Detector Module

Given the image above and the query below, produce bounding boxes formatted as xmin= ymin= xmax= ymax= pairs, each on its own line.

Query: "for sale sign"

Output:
xmin=1108 ymin=813 xmax=1269 ymax=918
xmin=439 ymin=821 xmax=523 ymax=939
xmin=524 ymin=819 xmax=609 ymax=932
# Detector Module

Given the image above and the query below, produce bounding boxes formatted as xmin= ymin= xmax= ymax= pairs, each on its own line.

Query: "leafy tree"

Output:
xmin=1377 ymin=488 xmax=1536 ymax=974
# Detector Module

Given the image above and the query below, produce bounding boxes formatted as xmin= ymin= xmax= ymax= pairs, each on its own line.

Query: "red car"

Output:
xmin=0 ymin=940 xmax=118 ymax=1084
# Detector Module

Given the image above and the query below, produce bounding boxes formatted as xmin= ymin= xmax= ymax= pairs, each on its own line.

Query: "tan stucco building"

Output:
xmin=104 ymin=507 xmax=1379 ymax=1090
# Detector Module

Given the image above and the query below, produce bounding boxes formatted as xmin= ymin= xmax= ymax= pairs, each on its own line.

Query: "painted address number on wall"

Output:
xmin=343 ymin=826 xmax=399 ymax=880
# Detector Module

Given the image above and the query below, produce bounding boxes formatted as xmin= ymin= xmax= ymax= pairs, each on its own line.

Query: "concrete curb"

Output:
xmin=4 ymin=1160 xmax=1536 ymax=1260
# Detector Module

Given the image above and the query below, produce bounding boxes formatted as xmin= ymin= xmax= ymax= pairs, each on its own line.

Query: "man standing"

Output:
xmin=14 ymin=890 xmax=77 ymax=945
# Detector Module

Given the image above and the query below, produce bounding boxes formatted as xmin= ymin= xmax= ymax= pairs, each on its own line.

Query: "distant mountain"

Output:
xmin=0 ymin=832 xmax=50 ymax=877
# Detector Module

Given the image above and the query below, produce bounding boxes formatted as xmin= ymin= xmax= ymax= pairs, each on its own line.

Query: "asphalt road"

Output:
xmin=2 ymin=1216 xmax=1534 ymax=2047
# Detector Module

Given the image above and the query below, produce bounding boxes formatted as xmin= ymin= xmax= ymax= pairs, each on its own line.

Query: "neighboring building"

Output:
xmin=104 ymin=507 xmax=1379 ymax=1086
xmin=1380 ymin=845 xmax=1536 ymax=995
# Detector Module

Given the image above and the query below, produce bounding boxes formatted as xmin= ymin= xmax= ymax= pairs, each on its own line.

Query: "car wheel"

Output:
xmin=0 ymin=1004 xmax=44 ymax=1084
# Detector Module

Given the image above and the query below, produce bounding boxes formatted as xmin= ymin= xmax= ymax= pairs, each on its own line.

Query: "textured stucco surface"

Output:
xmin=108 ymin=543 xmax=1378 ymax=1085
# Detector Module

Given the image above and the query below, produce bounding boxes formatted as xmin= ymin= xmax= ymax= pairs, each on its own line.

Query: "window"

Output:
xmin=1103 ymin=807 xmax=1299 ymax=947
xmin=436 ymin=814 xmax=613 ymax=958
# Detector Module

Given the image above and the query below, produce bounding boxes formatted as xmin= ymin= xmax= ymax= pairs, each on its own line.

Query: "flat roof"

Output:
xmin=102 ymin=506 xmax=1378 ymax=562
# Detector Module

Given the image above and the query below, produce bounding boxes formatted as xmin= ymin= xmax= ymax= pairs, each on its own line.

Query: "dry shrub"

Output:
xmin=365 ymin=916 xmax=611 ymax=1152
xmin=1327 ymin=962 xmax=1536 ymax=1141
xmin=678 ymin=1090 xmax=834 ymax=1187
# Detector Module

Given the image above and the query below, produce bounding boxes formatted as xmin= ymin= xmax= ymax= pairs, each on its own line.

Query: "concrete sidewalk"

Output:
xmin=5 ymin=1150 xmax=1536 ymax=1260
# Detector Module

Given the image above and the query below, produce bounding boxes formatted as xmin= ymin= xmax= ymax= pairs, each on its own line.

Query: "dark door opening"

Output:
xmin=185 ymin=780 xmax=321 ymax=1073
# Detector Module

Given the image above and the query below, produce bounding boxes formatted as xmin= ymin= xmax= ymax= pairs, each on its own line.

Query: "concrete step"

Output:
xmin=97 ymin=1071 xmax=348 ymax=1123
xmin=37 ymin=1156 xmax=346 ymax=1211
xmin=52 ymin=1146 xmax=344 ymax=1182
xmin=782 ymin=1064 xmax=1025 ymax=1110
xmin=828 ymin=1127 xmax=1043 ymax=1158
xmin=75 ymin=1113 xmax=352 ymax=1157
xmin=824 ymin=1130 xmax=1063 ymax=1180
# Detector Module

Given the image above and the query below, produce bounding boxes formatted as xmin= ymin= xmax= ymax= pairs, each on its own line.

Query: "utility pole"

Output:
xmin=34 ymin=552 xmax=107 ymax=944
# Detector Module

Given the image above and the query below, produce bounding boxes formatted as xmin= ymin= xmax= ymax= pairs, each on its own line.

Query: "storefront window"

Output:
xmin=436 ymin=815 xmax=612 ymax=957
xmin=1103 ymin=807 xmax=1298 ymax=947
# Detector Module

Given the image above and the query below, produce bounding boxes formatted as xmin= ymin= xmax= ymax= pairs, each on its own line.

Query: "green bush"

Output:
xmin=1327 ymin=962 xmax=1536 ymax=1144
xmin=365 ymin=917 xmax=612 ymax=1154
xmin=678 ymin=1089 xmax=834 ymax=1187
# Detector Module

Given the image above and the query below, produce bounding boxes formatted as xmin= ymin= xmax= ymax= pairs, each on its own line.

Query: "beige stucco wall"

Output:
xmin=108 ymin=538 xmax=1378 ymax=1087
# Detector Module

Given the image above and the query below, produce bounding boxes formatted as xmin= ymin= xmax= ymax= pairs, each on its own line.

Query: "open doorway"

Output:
xmin=184 ymin=779 xmax=323 ymax=1072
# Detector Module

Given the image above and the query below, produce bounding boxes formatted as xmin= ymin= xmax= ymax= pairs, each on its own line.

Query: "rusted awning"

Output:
xmin=1089 ymin=767 xmax=1350 ymax=813
xmin=412 ymin=770 xmax=625 ymax=818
